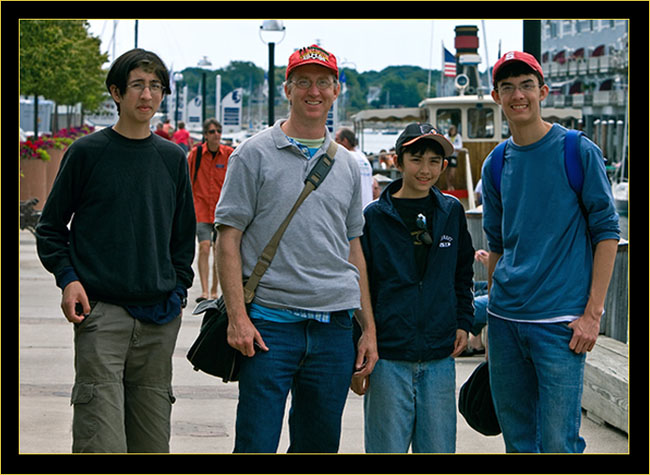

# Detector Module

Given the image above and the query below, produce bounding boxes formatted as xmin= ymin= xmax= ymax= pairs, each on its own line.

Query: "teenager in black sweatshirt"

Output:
xmin=35 ymin=49 xmax=195 ymax=453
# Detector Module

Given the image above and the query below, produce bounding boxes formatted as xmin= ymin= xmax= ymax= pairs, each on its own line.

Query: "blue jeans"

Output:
xmin=234 ymin=312 xmax=355 ymax=453
xmin=363 ymin=357 xmax=456 ymax=453
xmin=487 ymin=315 xmax=587 ymax=453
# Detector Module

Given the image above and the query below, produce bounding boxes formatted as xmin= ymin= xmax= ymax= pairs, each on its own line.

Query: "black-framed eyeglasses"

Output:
xmin=126 ymin=80 xmax=164 ymax=94
xmin=416 ymin=213 xmax=433 ymax=246
xmin=206 ymin=128 xmax=222 ymax=135
xmin=289 ymin=78 xmax=336 ymax=90
xmin=497 ymin=81 xmax=540 ymax=96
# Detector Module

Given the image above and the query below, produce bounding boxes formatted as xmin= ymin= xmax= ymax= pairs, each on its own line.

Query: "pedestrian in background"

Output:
xmin=336 ymin=127 xmax=374 ymax=208
xmin=35 ymin=48 xmax=196 ymax=453
xmin=172 ymin=120 xmax=193 ymax=154
xmin=443 ymin=124 xmax=462 ymax=190
xmin=154 ymin=121 xmax=170 ymax=139
xmin=187 ymin=118 xmax=233 ymax=302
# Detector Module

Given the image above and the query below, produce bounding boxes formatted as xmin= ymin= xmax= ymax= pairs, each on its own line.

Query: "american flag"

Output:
xmin=443 ymin=46 xmax=456 ymax=77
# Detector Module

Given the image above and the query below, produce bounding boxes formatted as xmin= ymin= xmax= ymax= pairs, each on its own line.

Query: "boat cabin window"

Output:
xmin=468 ymin=107 xmax=495 ymax=139
xmin=436 ymin=109 xmax=461 ymax=135
xmin=501 ymin=112 xmax=511 ymax=139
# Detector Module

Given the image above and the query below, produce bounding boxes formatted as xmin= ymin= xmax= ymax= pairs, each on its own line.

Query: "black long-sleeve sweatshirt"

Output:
xmin=36 ymin=127 xmax=196 ymax=308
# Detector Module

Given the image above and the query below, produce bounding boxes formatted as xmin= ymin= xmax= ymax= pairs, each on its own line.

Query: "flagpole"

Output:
xmin=439 ymin=41 xmax=444 ymax=97
xmin=427 ymin=20 xmax=434 ymax=97
xmin=481 ymin=20 xmax=492 ymax=90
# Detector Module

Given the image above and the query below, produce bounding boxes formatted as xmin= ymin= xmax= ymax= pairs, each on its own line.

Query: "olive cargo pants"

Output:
xmin=71 ymin=301 xmax=181 ymax=453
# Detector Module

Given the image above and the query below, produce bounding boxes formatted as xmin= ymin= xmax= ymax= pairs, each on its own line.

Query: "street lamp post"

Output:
xmin=197 ymin=56 xmax=212 ymax=135
xmin=174 ymin=72 xmax=183 ymax=126
xmin=259 ymin=20 xmax=286 ymax=127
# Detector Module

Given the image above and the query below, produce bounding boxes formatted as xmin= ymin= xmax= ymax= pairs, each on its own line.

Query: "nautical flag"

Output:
xmin=443 ymin=46 xmax=456 ymax=77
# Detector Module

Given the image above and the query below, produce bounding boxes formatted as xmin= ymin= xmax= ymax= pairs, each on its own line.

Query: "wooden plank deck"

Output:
xmin=582 ymin=336 xmax=628 ymax=433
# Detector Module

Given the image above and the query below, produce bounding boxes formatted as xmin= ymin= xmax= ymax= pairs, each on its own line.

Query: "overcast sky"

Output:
xmin=86 ymin=19 xmax=524 ymax=74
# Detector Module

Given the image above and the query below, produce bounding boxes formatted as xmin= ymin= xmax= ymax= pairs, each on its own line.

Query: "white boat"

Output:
xmin=352 ymin=95 xmax=582 ymax=210
xmin=612 ymin=182 xmax=628 ymax=217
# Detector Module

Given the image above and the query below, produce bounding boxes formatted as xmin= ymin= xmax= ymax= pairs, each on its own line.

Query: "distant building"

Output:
xmin=541 ymin=20 xmax=627 ymax=162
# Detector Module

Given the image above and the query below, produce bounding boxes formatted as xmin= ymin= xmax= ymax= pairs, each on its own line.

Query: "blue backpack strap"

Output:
xmin=491 ymin=131 xmax=583 ymax=197
xmin=564 ymin=129 xmax=591 ymax=230
xmin=490 ymin=140 xmax=508 ymax=195
xmin=564 ymin=129 xmax=584 ymax=195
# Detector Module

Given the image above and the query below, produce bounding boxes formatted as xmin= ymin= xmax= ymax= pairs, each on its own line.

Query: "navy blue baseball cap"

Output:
xmin=459 ymin=361 xmax=502 ymax=436
xmin=396 ymin=122 xmax=454 ymax=157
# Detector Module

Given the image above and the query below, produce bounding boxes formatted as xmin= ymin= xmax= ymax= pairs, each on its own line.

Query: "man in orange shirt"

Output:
xmin=187 ymin=118 xmax=233 ymax=302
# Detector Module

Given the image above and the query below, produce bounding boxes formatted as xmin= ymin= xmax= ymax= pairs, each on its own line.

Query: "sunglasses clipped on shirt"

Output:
xmin=416 ymin=213 xmax=433 ymax=246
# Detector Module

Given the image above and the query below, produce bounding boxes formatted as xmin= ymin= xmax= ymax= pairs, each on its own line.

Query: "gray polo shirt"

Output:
xmin=215 ymin=120 xmax=364 ymax=312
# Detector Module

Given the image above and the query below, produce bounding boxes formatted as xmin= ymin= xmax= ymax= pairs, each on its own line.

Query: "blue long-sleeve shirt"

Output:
xmin=481 ymin=124 xmax=620 ymax=321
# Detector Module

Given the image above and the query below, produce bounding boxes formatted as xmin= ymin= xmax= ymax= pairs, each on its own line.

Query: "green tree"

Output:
xmin=20 ymin=20 xmax=108 ymax=129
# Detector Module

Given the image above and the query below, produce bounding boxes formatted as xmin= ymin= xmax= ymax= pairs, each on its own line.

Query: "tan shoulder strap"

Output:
xmin=243 ymin=141 xmax=338 ymax=304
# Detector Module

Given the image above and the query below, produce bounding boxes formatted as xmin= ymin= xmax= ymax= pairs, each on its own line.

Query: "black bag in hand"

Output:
xmin=186 ymin=297 xmax=240 ymax=382
xmin=458 ymin=361 xmax=501 ymax=436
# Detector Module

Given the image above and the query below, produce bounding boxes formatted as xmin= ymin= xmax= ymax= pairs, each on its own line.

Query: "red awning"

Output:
xmin=599 ymin=79 xmax=613 ymax=91
xmin=591 ymin=45 xmax=605 ymax=57
xmin=571 ymin=48 xmax=585 ymax=59
xmin=569 ymin=81 xmax=583 ymax=94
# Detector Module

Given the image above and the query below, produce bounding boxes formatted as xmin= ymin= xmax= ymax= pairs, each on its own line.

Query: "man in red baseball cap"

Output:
xmin=215 ymin=43 xmax=377 ymax=453
xmin=282 ymin=44 xmax=340 ymax=138
xmin=482 ymin=50 xmax=620 ymax=453
xmin=491 ymin=50 xmax=548 ymax=137
xmin=491 ymin=50 xmax=544 ymax=86
xmin=286 ymin=44 xmax=339 ymax=79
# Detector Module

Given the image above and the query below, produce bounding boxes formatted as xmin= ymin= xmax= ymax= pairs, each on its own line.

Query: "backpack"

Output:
xmin=489 ymin=129 xmax=586 ymax=216
xmin=192 ymin=143 xmax=203 ymax=184
xmin=489 ymin=129 xmax=597 ymax=254
xmin=490 ymin=129 xmax=584 ymax=195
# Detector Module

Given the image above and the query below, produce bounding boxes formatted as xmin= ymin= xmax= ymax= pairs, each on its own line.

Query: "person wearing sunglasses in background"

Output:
xmin=187 ymin=119 xmax=233 ymax=302
xmin=35 ymin=48 xmax=196 ymax=453
xmin=354 ymin=123 xmax=475 ymax=453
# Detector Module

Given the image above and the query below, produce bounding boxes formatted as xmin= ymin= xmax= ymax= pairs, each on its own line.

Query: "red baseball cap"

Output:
xmin=492 ymin=51 xmax=544 ymax=85
xmin=286 ymin=44 xmax=338 ymax=79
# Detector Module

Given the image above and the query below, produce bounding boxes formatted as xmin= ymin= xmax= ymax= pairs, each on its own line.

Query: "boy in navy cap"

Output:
xmin=482 ymin=51 xmax=620 ymax=452
xmin=354 ymin=122 xmax=474 ymax=453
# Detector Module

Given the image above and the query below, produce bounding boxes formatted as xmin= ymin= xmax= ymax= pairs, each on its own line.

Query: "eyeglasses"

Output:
xmin=206 ymin=128 xmax=222 ymax=135
xmin=497 ymin=82 xmax=540 ymax=96
xmin=126 ymin=80 xmax=164 ymax=94
xmin=289 ymin=78 xmax=336 ymax=90
xmin=415 ymin=213 xmax=433 ymax=246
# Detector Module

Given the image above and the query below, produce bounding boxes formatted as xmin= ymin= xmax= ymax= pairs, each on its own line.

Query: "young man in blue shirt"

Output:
xmin=482 ymin=51 xmax=620 ymax=453
xmin=355 ymin=123 xmax=474 ymax=452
